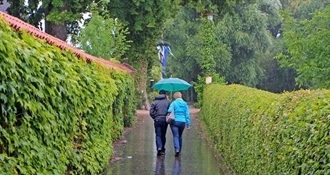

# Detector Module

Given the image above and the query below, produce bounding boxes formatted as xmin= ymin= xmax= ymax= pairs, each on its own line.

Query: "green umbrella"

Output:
xmin=152 ymin=78 xmax=192 ymax=92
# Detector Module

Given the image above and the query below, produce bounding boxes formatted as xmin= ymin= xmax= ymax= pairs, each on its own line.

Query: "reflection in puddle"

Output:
xmin=155 ymin=156 xmax=181 ymax=175
xmin=154 ymin=156 xmax=165 ymax=175
xmin=172 ymin=157 xmax=181 ymax=175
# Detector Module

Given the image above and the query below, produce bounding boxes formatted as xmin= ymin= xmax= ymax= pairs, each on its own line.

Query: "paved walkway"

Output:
xmin=102 ymin=107 xmax=231 ymax=175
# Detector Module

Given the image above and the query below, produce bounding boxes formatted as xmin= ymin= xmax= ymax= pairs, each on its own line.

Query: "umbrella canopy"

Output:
xmin=152 ymin=78 xmax=192 ymax=92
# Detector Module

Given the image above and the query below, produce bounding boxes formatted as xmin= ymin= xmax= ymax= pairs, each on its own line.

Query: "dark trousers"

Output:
xmin=154 ymin=119 xmax=168 ymax=151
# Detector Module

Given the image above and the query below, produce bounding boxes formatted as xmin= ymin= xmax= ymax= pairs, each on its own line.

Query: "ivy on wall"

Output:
xmin=0 ymin=16 xmax=135 ymax=174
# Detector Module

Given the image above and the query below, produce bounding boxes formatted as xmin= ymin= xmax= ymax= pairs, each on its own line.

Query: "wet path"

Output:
xmin=102 ymin=108 xmax=230 ymax=175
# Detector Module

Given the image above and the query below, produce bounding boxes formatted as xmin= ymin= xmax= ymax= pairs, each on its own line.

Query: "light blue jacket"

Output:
xmin=167 ymin=98 xmax=190 ymax=127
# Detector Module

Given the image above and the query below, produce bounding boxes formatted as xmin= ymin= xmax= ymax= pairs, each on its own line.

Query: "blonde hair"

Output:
xmin=173 ymin=92 xmax=182 ymax=99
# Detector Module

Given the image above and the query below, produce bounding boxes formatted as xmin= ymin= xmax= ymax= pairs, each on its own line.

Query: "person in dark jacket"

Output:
xmin=150 ymin=90 xmax=171 ymax=156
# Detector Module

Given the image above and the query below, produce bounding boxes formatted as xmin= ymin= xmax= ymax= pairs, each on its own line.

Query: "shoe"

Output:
xmin=157 ymin=149 xmax=162 ymax=156
xmin=160 ymin=148 xmax=165 ymax=155
xmin=175 ymin=151 xmax=180 ymax=157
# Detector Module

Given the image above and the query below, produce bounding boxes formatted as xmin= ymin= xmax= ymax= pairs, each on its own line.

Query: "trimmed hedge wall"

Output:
xmin=200 ymin=84 xmax=330 ymax=174
xmin=0 ymin=16 xmax=135 ymax=174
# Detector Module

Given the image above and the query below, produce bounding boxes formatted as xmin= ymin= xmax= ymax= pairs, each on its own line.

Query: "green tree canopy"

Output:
xmin=164 ymin=0 xmax=285 ymax=91
xmin=76 ymin=12 xmax=131 ymax=60
xmin=7 ymin=0 xmax=94 ymax=41
xmin=163 ymin=7 xmax=200 ymax=81
xmin=278 ymin=6 xmax=330 ymax=89
xmin=216 ymin=0 xmax=273 ymax=86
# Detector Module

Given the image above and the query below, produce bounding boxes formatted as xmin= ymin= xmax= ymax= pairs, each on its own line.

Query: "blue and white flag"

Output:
xmin=157 ymin=42 xmax=174 ymax=78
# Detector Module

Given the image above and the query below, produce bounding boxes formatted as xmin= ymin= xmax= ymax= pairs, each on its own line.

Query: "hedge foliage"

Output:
xmin=200 ymin=84 xmax=330 ymax=174
xmin=0 ymin=16 xmax=136 ymax=174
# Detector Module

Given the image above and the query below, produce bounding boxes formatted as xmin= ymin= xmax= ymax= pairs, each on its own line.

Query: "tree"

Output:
xmin=257 ymin=39 xmax=298 ymax=93
xmin=185 ymin=0 xmax=244 ymax=16
xmin=164 ymin=0 xmax=286 ymax=93
xmin=262 ymin=0 xmax=330 ymax=91
xmin=215 ymin=0 xmax=273 ymax=87
xmin=76 ymin=12 xmax=130 ymax=60
xmin=106 ymin=0 xmax=183 ymax=109
xmin=255 ymin=0 xmax=299 ymax=92
xmin=163 ymin=7 xmax=230 ymax=102
xmin=199 ymin=17 xmax=216 ymax=77
xmin=7 ymin=0 xmax=94 ymax=41
xmin=278 ymin=5 xmax=330 ymax=89
xmin=163 ymin=6 xmax=234 ymax=105
xmin=283 ymin=0 xmax=312 ymax=11
xmin=163 ymin=7 xmax=201 ymax=82
xmin=293 ymin=0 xmax=330 ymax=19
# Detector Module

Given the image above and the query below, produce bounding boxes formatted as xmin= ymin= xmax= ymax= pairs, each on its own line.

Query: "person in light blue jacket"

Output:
xmin=167 ymin=92 xmax=190 ymax=157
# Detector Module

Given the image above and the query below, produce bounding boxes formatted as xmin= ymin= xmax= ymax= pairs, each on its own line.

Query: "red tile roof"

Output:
xmin=0 ymin=11 xmax=136 ymax=73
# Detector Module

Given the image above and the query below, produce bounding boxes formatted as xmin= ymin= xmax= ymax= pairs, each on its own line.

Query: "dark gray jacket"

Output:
xmin=150 ymin=94 xmax=171 ymax=120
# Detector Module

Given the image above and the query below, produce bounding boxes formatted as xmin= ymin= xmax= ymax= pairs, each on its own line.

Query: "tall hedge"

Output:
xmin=200 ymin=84 xmax=330 ymax=174
xmin=110 ymin=70 xmax=136 ymax=140
xmin=0 ymin=16 xmax=135 ymax=174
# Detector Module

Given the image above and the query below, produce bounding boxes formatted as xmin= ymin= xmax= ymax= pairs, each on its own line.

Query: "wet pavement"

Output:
xmin=102 ymin=108 xmax=231 ymax=175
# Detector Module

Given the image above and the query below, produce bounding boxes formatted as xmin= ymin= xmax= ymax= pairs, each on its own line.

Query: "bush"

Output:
xmin=201 ymin=84 xmax=330 ymax=174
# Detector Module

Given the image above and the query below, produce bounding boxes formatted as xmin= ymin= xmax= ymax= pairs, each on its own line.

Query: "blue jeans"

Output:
xmin=154 ymin=119 xmax=168 ymax=151
xmin=170 ymin=121 xmax=186 ymax=152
